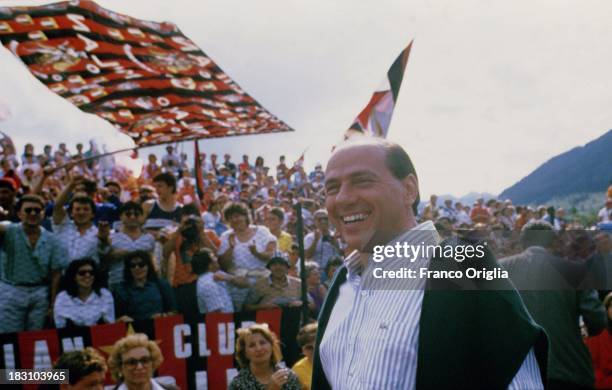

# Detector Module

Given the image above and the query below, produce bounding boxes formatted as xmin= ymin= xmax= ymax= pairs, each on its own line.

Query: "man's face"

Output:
xmin=106 ymin=184 xmax=120 ymax=198
xmin=153 ymin=180 xmax=172 ymax=198
xmin=269 ymin=262 xmax=288 ymax=279
xmin=17 ymin=201 xmax=44 ymax=227
xmin=70 ymin=201 xmax=94 ymax=226
xmin=239 ymin=191 xmax=249 ymax=202
xmin=0 ymin=187 xmax=15 ymax=206
xmin=324 ymin=144 xmax=417 ymax=252
xmin=315 ymin=214 xmax=330 ymax=232
xmin=266 ymin=213 xmax=282 ymax=231
xmin=120 ymin=208 xmax=143 ymax=228
xmin=227 ymin=212 xmax=248 ymax=231
xmin=252 ymin=198 xmax=263 ymax=210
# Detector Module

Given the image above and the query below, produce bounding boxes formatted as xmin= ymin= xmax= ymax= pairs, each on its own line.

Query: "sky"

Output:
xmin=0 ymin=0 xmax=611 ymax=199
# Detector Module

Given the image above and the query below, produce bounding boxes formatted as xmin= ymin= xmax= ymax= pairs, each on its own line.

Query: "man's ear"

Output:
xmin=401 ymin=174 xmax=418 ymax=213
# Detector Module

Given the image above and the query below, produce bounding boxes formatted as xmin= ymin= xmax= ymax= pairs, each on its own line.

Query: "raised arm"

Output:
xmin=52 ymin=174 xmax=82 ymax=225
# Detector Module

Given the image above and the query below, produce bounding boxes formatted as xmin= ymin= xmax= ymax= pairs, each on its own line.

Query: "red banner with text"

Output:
xmin=0 ymin=308 xmax=302 ymax=390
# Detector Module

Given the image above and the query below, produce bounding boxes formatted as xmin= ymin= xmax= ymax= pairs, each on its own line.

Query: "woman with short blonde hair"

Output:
xmin=230 ymin=324 xmax=301 ymax=389
xmin=108 ymin=333 xmax=171 ymax=390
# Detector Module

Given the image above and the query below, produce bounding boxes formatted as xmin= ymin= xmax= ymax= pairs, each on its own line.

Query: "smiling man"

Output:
xmin=312 ymin=137 xmax=548 ymax=389
xmin=0 ymin=195 xmax=66 ymax=332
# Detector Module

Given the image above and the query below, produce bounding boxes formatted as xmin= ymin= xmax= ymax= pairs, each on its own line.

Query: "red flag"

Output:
xmin=345 ymin=40 xmax=413 ymax=139
xmin=0 ymin=1 xmax=293 ymax=146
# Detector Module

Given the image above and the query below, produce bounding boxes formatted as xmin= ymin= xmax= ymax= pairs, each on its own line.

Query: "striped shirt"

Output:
xmin=52 ymin=216 xmax=100 ymax=264
xmin=109 ymin=231 xmax=155 ymax=286
xmin=0 ymin=223 xmax=66 ymax=284
xmin=319 ymin=221 xmax=543 ymax=389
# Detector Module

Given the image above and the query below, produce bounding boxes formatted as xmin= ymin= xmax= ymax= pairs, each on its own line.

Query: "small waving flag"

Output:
xmin=345 ymin=40 xmax=413 ymax=139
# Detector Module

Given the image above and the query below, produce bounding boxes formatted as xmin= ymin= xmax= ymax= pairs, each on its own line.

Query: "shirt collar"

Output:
xmin=344 ymin=220 xmax=440 ymax=279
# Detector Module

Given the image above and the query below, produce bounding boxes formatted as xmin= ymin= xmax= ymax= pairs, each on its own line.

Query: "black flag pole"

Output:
xmin=294 ymin=201 xmax=309 ymax=325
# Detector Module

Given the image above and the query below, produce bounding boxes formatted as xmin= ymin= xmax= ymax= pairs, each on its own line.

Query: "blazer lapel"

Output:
xmin=311 ymin=265 xmax=347 ymax=390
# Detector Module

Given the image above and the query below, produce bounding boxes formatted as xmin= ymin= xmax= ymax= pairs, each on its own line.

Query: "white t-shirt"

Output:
xmin=218 ymin=225 xmax=277 ymax=271
xmin=598 ymin=207 xmax=611 ymax=223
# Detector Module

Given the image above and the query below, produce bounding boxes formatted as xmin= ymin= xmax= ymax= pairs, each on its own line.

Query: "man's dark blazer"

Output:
xmin=312 ymin=237 xmax=548 ymax=390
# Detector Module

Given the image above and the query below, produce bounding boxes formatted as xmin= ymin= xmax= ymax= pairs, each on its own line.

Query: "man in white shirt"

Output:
xmin=304 ymin=209 xmax=341 ymax=275
xmin=313 ymin=137 xmax=547 ymax=389
xmin=161 ymin=145 xmax=180 ymax=175
xmin=598 ymin=198 xmax=612 ymax=223
xmin=52 ymin=176 xmax=102 ymax=264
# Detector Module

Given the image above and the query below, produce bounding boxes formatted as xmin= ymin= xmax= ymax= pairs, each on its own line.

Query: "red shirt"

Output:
xmin=470 ymin=205 xmax=491 ymax=224
xmin=586 ymin=329 xmax=612 ymax=389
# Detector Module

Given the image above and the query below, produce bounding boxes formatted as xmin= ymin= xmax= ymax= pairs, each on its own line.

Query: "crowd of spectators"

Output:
xmin=1 ymin=138 xmax=611 ymax=388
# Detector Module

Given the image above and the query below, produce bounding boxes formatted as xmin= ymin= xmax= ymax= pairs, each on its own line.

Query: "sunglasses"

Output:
xmin=77 ymin=269 xmax=94 ymax=276
xmin=130 ymin=261 xmax=147 ymax=269
xmin=123 ymin=211 xmax=142 ymax=217
xmin=123 ymin=356 xmax=152 ymax=368
xmin=23 ymin=207 xmax=42 ymax=215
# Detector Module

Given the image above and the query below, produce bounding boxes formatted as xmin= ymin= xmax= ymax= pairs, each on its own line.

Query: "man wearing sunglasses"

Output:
xmin=101 ymin=201 xmax=155 ymax=291
xmin=0 ymin=194 xmax=67 ymax=333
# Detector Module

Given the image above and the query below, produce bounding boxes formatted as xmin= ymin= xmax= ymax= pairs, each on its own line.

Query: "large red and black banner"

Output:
xmin=0 ymin=0 xmax=293 ymax=146
xmin=0 ymin=309 xmax=302 ymax=390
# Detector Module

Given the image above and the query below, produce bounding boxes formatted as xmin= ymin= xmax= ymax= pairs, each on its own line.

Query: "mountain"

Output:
xmin=499 ymin=129 xmax=612 ymax=205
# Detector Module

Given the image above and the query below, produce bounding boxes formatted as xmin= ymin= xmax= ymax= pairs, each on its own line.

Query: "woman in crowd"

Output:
xmin=305 ymin=262 xmax=327 ymax=315
xmin=218 ymin=202 xmax=277 ymax=310
xmin=53 ymin=258 xmax=114 ymax=328
xmin=114 ymin=251 xmax=177 ymax=321
xmin=230 ymin=324 xmax=301 ymax=390
xmin=292 ymin=323 xmax=317 ymax=390
xmin=109 ymin=333 xmax=177 ymax=390
xmin=586 ymin=292 xmax=612 ymax=389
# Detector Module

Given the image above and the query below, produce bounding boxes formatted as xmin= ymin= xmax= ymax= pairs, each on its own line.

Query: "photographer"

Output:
xmin=162 ymin=203 xmax=219 ymax=322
